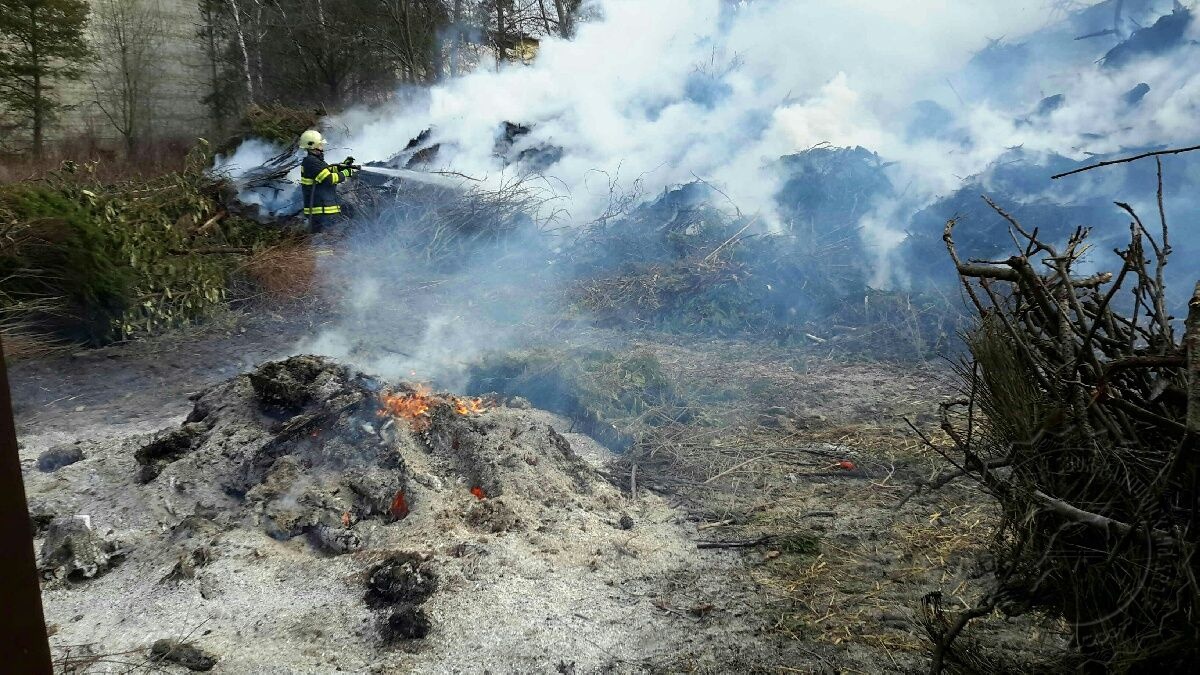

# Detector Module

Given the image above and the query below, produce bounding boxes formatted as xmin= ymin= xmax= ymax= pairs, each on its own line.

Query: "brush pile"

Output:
xmin=344 ymin=173 xmax=550 ymax=266
xmin=924 ymin=187 xmax=1200 ymax=671
xmin=0 ymin=145 xmax=282 ymax=348
xmin=566 ymin=147 xmax=956 ymax=353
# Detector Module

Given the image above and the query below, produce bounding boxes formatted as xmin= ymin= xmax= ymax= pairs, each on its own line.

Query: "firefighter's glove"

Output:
xmin=342 ymin=157 xmax=356 ymax=176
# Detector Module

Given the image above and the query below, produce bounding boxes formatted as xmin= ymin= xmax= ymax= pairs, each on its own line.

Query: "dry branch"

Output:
xmin=1051 ymin=143 xmax=1200 ymax=180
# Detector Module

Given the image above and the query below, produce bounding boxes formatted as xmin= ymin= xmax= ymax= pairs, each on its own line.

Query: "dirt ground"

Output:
xmin=12 ymin=304 xmax=1058 ymax=673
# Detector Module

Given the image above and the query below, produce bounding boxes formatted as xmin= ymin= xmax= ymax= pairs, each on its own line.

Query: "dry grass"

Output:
xmin=0 ymin=300 xmax=76 ymax=361
xmin=240 ymin=239 xmax=319 ymax=302
xmin=622 ymin=413 xmax=975 ymax=665
xmin=2 ymin=330 xmax=71 ymax=361
xmin=0 ymin=136 xmax=193 ymax=185
xmin=596 ymin=338 xmax=1063 ymax=671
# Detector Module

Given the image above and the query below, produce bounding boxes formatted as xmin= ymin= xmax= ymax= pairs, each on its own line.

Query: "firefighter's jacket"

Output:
xmin=300 ymin=152 xmax=354 ymax=219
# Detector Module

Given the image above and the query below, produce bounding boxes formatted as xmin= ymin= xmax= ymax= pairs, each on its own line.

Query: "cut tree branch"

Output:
xmin=955 ymin=262 xmax=1112 ymax=289
xmin=1052 ymin=144 xmax=1200 ymax=180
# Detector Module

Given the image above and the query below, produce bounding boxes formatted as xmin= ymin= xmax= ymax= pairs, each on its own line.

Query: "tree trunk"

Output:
xmin=253 ymin=1 xmax=265 ymax=97
xmin=202 ymin=3 xmax=223 ymax=134
xmin=226 ymin=0 xmax=255 ymax=103
xmin=29 ymin=4 xmax=43 ymax=158
xmin=403 ymin=0 xmax=416 ymax=81
xmin=495 ymin=0 xmax=505 ymax=69
xmin=553 ymin=0 xmax=572 ymax=38
xmin=449 ymin=0 xmax=462 ymax=76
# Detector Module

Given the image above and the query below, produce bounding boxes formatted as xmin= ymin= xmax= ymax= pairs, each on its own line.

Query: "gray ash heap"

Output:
xmin=119 ymin=355 xmax=626 ymax=646
xmin=134 ymin=355 xmax=590 ymax=556
xmin=32 ymin=354 xmax=729 ymax=670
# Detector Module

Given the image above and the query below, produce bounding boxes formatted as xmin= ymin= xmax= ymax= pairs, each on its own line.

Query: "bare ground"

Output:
xmin=13 ymin=305 xmax=1061 ymax=673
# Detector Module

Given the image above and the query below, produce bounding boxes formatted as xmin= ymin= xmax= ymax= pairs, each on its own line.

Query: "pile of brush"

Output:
xmin=338 ymin=170 xmax=555 ymax=268
xmin=565 ymin=179 xmax=869 ymax=339
xmin=0 ymin=145 xmax=285 ymax=349
xmin=923 ymin=181 xmax=1200 ymax=672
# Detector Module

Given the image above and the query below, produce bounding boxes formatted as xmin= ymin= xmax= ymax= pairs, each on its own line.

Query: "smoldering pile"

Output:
xmin=134 ymin=355 xmax=599 ymax=554
xmin=91 ymin=354 xmax=627 ymax=647
xmin=31 ymin=353 xmax=736 ymax=670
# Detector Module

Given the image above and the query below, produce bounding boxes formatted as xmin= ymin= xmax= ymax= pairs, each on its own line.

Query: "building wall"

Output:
xmin=53 ymin=0 xmax=213 ymax=145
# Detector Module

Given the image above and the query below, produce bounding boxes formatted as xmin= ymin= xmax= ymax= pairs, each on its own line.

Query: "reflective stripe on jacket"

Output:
xmin=300 ymin=152 xmax=354 ymax=217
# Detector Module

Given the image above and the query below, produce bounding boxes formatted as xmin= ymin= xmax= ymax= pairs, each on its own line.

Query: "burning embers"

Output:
xmin=378 ymin=385 xmax=487 ymax=431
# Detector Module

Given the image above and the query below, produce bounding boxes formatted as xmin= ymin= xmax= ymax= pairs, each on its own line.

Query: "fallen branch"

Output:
xmin=703 ymin=214 xmax=759 ymax=262
xmin=168 ymin=246 xmax=252 ymax=256
xmin=1188 ymin=282 xmax=1200 ymax=435
xmin=1099 ymin=354 xmax=1186 ymax=384
xmin=927 ymin=592 xmax=998 ymax=675
xmin=194 ymin=210 xmax=227 ymax=236
xmin=702 ymin=452 xmax=777 ymax=485
xmin=1051 ymin=144 xmax=1200 ymax=180
xmin=697 ymin=535 xmax=772 ymax=550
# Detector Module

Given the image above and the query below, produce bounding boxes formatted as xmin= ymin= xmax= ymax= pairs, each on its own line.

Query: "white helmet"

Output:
xmin=299 ymin=129 xmax=326 ymax=150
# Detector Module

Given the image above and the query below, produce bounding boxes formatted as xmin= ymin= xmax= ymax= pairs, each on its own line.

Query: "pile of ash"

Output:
xmin=32 ymin=355 xmax=727 ymax=671
xmin=134 ymin=355 xmax=600 ymax=557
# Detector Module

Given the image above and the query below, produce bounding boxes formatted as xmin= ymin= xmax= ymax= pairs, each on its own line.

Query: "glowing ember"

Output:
xmin=341 ymin=511 xmax=351 ymax=527
xmin=470 ymin=486 xmax=486 ymax=500
xmin=378 ymin=385 xmax=488 ymax=431
xmin=389 ymin=491 xmax=409 ymax=520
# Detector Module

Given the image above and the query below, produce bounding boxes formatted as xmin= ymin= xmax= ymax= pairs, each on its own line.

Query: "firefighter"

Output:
xmin=298 ymin=129 xmax=356 ymax=232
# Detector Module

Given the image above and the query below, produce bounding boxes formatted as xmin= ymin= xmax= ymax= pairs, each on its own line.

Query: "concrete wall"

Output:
xmin=52 ymin=0 xmax=212 ymax=145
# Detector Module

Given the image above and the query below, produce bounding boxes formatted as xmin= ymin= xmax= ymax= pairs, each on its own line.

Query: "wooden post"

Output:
xmin=1187 ymin=281 xmax=1200 ymax=435
xmin=0 ymin=336 xmax=52 ymax=671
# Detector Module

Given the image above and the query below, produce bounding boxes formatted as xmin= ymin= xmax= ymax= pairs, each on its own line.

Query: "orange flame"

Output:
xmin=470 ymin=486 xmax=486 ymax=500
xmin=455 ymin=398 xmax=485 ymax=415
xmin=378 ymin=386 xmax=488 ymax=431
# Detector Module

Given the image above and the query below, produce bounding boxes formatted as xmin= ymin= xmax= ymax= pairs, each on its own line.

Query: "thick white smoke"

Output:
xmin=211 ymin=139 xmax=301 ymax=217
xmin=333 ymin=1 xmax=1069 ymax=227
xmin=329 ymin=1 xmax=1195 ymax=257
xmin=291 ymin=0 xmax=1198 ymax=381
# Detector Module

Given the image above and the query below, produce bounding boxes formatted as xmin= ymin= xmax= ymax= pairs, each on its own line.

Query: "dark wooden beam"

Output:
xmin=0 ymin=336 xmax=52 ymax=672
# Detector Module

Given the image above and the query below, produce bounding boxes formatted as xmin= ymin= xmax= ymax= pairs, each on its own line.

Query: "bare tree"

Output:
xmin=374 ymin=0 xmax=451 ymax=83
xmin=197 ymin=0 xmax=226 ymax=133
xmin=494 ymin=0 xmax=507 ymax=68
xmin=90 ymin=0 xmax=168 ymax=155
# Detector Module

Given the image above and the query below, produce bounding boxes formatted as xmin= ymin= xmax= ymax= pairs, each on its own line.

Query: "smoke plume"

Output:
xmin=280 ymin=0 xmax=1200 ymax=380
